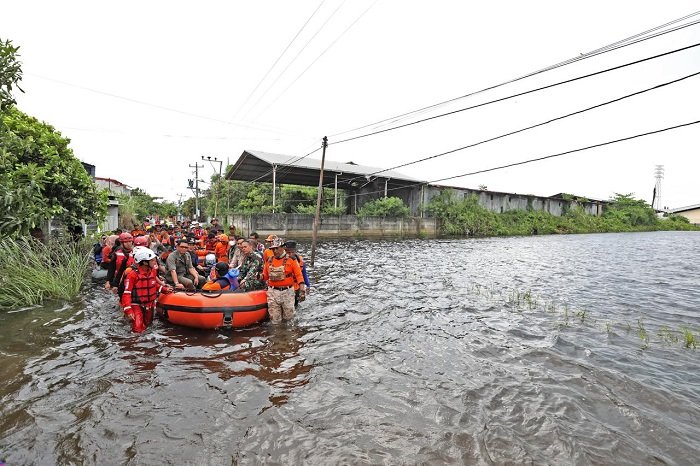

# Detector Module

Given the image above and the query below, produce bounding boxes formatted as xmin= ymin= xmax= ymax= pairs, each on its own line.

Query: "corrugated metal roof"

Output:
xmin=668 ymin=203 xmax=700 ymax=213
xmin=225 ymin=149 xmax=424 ymax=188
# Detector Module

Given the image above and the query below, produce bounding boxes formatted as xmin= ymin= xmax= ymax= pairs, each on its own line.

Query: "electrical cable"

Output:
xmin=327 ymin=12 xmax=700 ymax=138
xmin=240 ymin=0 xmax=348 ymax=121
xmin=321 ymin=68 xmax=700 ymax=188
xmin=252 ymin=0 xmax=380 ymax=122
xmin=329 ymin=40 xmax=700 ymax=146
xmin=346 ymin=119 xmax=700 ymax=200
xmin=248 ymin=32 xmax=700 ymax=182
xmin=232 ymin=0 xmax=327 ymax=121
xmin=27 ymin=72 xmax=297 ymax=136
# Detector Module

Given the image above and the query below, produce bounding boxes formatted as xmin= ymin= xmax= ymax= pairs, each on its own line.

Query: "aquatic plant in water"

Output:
xmin=0 ymin=238 xmax=91 ymax=308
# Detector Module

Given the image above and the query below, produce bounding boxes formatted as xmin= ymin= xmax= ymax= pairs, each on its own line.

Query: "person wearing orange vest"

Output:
xmin=263 ymin=234 xmax=277 ymax=262
xmin=262 ymin=238 xmax=305 ymax=323
xmin=214 ymin=234 xmax=229 ymax=263
xmin=121 ymin=248 xmax=172 ymax=333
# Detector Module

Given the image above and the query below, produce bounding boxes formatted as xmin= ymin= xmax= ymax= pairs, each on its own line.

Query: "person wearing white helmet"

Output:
xmin=121 ymin=247 xmax=172 ymax=333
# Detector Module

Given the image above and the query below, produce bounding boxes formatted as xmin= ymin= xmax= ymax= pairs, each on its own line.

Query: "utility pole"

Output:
xmin=189 ymin=163 xmax=204 ymax=221
xmin=653 ymin=165 xmax=664 ymax=210
xmin=202 ymin=156 xmax=223 ymax=218
xmin=310 ymin=136 xmax=328 ymax=266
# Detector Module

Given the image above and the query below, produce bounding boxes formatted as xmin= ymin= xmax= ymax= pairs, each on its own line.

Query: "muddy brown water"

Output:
xmin=1 ymin=231 xmax=699 ymax=465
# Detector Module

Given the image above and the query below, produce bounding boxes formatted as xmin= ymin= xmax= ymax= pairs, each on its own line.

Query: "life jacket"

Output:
xmin=122 ymin=268 xmax=159 ymax=308
xmin=266 ymin=256 xmax=297 ymax=287
xmin=109 ymin=247 xmax=134 ymax=288
xmin=101 ymin=245 xmax=113 ymax=264
xmin=286 ymin=253 xmax=304 ymax=290
xmin=202 ymin=277 xmax=230 ymax=291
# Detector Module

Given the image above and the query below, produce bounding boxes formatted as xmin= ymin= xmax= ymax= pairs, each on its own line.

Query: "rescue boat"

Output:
xmin=156 ymin=289 xmax=268 ymax=329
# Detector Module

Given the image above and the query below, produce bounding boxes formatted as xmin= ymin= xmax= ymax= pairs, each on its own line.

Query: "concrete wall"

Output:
xmin=421 ymin=186 xmax=604 ymax=217
xmin=228 ymin=213 xmax=438 ymax=239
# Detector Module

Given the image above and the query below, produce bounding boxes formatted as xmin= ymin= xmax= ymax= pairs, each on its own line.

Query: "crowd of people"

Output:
xmin=93 ymin=217 xmax=310 ymax=333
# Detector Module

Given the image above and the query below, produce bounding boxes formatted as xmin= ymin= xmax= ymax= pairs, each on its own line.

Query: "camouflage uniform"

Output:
xmin=238 ymin=251 xmax=265 ymax=291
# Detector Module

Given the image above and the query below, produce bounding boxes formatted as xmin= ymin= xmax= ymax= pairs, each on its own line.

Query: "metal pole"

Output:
xmin=272 ymin=164 xmax=277 ymax=213
xmin=310 ymin=136 xmax=327 ymax=266
xmin=334 ymin=173 xmax=338 ymax=208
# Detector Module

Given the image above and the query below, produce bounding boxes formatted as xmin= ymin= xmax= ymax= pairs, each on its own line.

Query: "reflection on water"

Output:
xmin=1 ymin=231 xmax=699 ymax=464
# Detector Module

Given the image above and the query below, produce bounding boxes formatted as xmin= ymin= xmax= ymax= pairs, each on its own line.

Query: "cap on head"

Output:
xmin=269 ymin=238 xmax=285 ymax=248
xmin=265 ymin=234 xmax=278 ymax=242
xmin=284 ymin=240 xmax=297 ymax=250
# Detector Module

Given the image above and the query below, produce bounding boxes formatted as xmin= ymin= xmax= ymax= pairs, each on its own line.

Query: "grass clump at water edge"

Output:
xmin=0 ymin=238 xmax=91 ymax=309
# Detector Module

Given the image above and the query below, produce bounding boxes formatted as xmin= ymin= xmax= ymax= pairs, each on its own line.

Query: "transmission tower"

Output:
xmin=653 ymin=165 xmax=664 ymax=210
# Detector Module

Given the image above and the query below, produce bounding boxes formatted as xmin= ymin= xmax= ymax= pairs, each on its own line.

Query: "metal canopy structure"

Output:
xmin=225 ymin=150 xmax=424 ymax=210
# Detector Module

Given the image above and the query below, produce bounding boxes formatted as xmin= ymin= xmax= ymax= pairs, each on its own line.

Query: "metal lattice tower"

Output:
xmin=653 ymin=165 xmax=664 ymax=210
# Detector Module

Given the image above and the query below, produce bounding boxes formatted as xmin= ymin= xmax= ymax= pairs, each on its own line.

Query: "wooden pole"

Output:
xmin=310 ymin=136 xmax=327 ymax=266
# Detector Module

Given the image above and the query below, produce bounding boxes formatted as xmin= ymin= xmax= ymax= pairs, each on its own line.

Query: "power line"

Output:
xmin=350 ymin=119 xmax=700 ymax=200
xmin=26 ymin=72 xmax=298 ymax=137
xmin=327 ymin=11 xmax=700 ymax=139
xmin=252 ymin=0 xmax=380 ymax=122
xmin=240 ymin=0 xmax=348 ymax=121
xmin=232 ymin=0 xmax=327 ymax=121
xmin=263 ymin=24 xmax=700 ymax=180
xmin=328 ymin=41 xmax=700 ymax=147
xmin=323 ymin=69 xmax=700 ymax=188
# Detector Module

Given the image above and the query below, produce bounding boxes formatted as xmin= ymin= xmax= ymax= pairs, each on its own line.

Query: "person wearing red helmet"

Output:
xmin=133 ymin=235 xmax=149 ymax=248
xmin=121 ymin=248 xmax=172 ymax=333
xmin=105 ymin=232 xmax=135 ymax=297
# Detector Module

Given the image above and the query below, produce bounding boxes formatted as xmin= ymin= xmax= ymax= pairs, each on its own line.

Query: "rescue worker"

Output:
xmin=214 ymin=233 xmax=229 ymax=263
xmin=284 ymin=241 xmax=310 ymax=306
xmin=262 ymin=238 xmax=305 ymax=323
xmin=237 ymin=239 xmax=266 ymax=291
xmin=202 ymin=262 xmax=233 ymax=291
xmin=121 ymin=248 xmax=172 ymax=333
xmin=101 ymin=234 xmax=118 ymax=269
xmin=106 ymin=232 xmax=135 ymax=297
xmin=263 ymin=234 xmax=277 ymax=262
xmin=166 ymin=239 xmax=205 ymax=290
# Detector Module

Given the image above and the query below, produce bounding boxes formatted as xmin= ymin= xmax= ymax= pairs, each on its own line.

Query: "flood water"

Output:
xmin=1 ymin=231 xmax=699 ymax=465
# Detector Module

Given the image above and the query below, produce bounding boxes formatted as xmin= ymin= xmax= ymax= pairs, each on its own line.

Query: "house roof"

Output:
xmin=225 ymin=149 xmax=424 ymax=189
xmin=667 ymin=203 xmax=700 ymax=214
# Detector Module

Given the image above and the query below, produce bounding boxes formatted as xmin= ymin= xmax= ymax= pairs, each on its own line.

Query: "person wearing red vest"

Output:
xmin=105 ymin=232 xmax=135 ymax=297
xmin=121 ymin=248 xmax=172 ymax=333
xmin=262 ymin=238 xmax=305 ymax=323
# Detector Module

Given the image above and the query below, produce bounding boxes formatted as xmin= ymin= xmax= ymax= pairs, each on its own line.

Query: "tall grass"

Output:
xmin=0 ymin=238 xmax=91 ymax=308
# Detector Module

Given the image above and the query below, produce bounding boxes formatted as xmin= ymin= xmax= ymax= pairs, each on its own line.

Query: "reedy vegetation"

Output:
xmin=0 ymin=238 xmax=92 ymax=308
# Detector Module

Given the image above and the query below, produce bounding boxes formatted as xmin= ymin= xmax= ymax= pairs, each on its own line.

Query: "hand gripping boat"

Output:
xmin=156 ymin=289 xmax=268 ymax=329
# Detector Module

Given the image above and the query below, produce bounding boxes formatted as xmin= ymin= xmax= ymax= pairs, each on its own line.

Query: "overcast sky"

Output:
xmin=3 ymin=1 xmax=699 ymax=209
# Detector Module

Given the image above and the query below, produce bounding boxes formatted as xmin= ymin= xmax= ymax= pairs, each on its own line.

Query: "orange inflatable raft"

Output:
xmin=157 ymin=289 xmax=268 ymax=329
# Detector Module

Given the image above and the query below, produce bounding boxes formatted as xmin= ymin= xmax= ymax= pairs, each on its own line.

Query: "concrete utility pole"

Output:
xmin=310 ymin=136 xmax=328 ymax=266
xmin=202 ymin=156 xmax=223 ymax=218
xmin=189 ymin=163 xmax=204 ymax=221
xmin=653 ymin=165 xmax=664 ymax=210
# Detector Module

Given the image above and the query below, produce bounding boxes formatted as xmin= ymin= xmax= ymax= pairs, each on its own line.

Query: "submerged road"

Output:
xmin=1 ymin=231 xmax=699 ymax=464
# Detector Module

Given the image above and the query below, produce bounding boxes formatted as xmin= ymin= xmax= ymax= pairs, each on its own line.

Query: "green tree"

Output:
xmin=603 ymin=193 xmax=657 ymax=227
xmin=0 ymin=38 xmax=23 ymax=110
xmin=0 ymin=107 xmax=107 ymax=237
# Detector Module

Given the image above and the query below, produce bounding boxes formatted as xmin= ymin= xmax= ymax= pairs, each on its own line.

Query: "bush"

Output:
xmin=358 ymin=197 xmax=410 ymax=217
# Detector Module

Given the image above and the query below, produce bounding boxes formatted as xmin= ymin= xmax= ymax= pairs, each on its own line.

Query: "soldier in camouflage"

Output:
xmin=237 ymin=239 xmax=266 ymax=291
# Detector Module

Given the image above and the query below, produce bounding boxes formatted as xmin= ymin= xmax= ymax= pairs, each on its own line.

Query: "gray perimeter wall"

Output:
xmin=229 ymin=214 xmax=438 ymax=239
